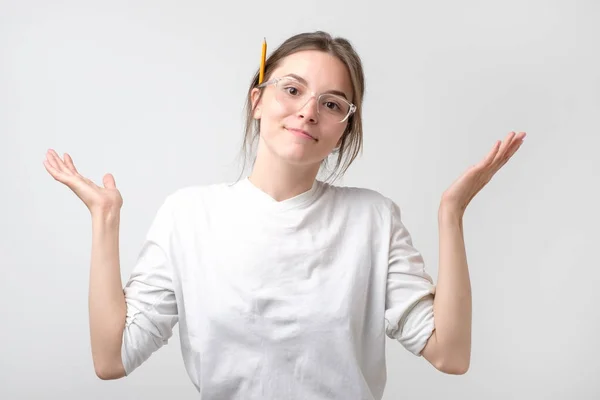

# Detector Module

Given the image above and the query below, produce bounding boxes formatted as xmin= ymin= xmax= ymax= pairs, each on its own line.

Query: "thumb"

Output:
xmin=102 ymin=173 xmax=117 ymax=189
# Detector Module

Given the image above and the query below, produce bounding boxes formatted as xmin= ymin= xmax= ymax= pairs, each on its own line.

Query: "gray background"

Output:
xmin=1 ymin=0 xmax=599 ymax=399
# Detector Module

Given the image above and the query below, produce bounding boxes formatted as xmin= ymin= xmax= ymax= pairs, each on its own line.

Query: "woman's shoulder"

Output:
xmin=157 ymin=181 xmax=239 ymax=210
xmin=320 ymin=181 xmax=396 ymax=211
xmin=170 ymin=181 xmax=233 ymax=198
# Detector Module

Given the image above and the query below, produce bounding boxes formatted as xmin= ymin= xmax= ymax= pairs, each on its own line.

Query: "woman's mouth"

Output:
xmin=286 ymin=127 xmax=317 ymax=141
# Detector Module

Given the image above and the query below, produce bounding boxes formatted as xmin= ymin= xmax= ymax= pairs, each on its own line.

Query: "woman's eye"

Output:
xmin=325 ymin=101 xmax=340 ymax=110
xmin=285 ymin=87 xmax=299 ymax=95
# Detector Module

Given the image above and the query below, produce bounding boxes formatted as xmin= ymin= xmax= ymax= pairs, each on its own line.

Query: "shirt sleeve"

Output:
xmin=384 ymin=200 xmax=436 ymax=356
xmin=121 ymin=195 xmax=179 ymax=376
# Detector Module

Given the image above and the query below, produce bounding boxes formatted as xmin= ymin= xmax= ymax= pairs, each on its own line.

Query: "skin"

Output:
xmin=43 ymin=48 xmax=525 ymax=379
xmin=43 ymin=152 xmax=126 ymax=379
xmin=248 ymin=50 xmax=353 ymax=202
xmin=422 ymin=130 xmax=525 ymax=374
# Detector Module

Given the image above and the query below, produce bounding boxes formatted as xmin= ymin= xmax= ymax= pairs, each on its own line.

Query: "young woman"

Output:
xmin=44 ymin=31 xmax=525 ymax=399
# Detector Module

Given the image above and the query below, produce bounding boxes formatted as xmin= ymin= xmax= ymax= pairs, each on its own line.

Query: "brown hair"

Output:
xmin=238 ymin=31 xmax=366 ymax=183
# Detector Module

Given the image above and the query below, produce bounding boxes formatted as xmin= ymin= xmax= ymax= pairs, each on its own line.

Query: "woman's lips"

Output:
xmin=286 ymin=127 xmax=316 ymax=141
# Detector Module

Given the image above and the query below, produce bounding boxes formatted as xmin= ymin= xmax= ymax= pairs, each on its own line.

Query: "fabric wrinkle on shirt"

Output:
xmin=121 ymin=178 xmax=436 ymax=400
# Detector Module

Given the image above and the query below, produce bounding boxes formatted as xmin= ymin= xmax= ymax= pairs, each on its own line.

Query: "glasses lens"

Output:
xmin=275 ymin=77 xmax=307 ymax=106
xmin=275 ymin=77 xmax=351 ymax=123
xmin=319 ymin=94 xmax=350 ymax=122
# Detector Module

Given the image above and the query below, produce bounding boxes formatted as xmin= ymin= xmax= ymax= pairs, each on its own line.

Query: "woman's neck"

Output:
xmin=249 ymin=147 xmax=320 ymax=202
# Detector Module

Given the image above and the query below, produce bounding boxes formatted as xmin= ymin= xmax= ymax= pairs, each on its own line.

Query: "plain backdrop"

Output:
xmin=1 ymin=0 xmax=599 ymax=399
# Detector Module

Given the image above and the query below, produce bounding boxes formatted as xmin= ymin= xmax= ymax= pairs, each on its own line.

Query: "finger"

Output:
xmin=43 ymin=159 xmax=61 ymax=179
xmin=102 ymin=173 xmax=117 ymax=189
xmin=493 ymin=131 xmax=518 ymax=171
xmin=484 ymin=140 xmax=501 ymax=165
xmin=499 ymin=132 xmax=526 ymax=162
xmin=45 ymin=150 xmax=61 ymax=171
xmin=45 ymin=152 xmax=91 ymax=191
xmin=47 ymin=149 xmax=70 ymax=175
xmin=474 ymin=140 xmax=501 ymax=170
xmin=63 ymin=153 xmax=79 ymax=175
xmin=43 ymin=159 xmax=72 ymax=185
xmin=492 ymin=131 xmax=517 ymax=166
xmin=506 ymin=132 xmax=526 ymax=158
xmin=61 ymin=152 xmax=96 ymax=186
xmin=498 ymin=135 xmax=525 ymax=169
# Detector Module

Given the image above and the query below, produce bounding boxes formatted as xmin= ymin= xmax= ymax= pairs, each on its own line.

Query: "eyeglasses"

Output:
xmin=257 ymin=76 xmax=356 ymax=123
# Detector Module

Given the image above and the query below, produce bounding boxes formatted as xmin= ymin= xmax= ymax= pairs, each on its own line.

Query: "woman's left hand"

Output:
xmin=441 ymin=131 xmax=526 ymax=217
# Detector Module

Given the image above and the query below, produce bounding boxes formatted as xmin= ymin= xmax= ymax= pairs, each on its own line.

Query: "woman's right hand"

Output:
xmin=44 ymin=149 xmax=123 ymax=217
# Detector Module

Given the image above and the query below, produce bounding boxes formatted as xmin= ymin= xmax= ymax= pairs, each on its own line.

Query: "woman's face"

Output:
xmin=251 ymin=50 xmax=353 ymax=168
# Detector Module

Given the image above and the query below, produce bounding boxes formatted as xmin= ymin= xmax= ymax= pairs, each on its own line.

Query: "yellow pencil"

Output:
xmin=259 ymin=37 xmax=267 ymax=84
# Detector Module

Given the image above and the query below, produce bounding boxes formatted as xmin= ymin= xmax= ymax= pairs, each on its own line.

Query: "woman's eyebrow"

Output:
xmin=284 ymin=73 xmax=350 ymax=100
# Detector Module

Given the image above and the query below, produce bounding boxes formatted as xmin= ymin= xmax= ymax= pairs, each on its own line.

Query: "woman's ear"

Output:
xmin=250 ymin=88 xmax=262 ymax=119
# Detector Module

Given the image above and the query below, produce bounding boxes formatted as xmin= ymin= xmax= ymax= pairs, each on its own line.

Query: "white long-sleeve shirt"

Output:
xmin=121 ymin=177 xmax=436 ymax=399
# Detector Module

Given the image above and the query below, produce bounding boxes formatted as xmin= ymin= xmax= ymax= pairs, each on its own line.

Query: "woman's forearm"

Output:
xmin=89 ymin=210 xmax=127 ymax=379
xmin=431 ymin=202 xmax=472 ymax=371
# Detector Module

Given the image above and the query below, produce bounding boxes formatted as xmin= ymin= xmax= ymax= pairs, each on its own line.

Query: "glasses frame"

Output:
xmin=257 ymin=76 xmax=357 ymax=123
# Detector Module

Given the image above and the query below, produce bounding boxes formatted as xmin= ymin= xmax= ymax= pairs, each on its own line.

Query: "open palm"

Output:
xmin=43 ymin=149 xmax=123 ymax=215
xmin=442 ymin=131 xmax=526 ymax=215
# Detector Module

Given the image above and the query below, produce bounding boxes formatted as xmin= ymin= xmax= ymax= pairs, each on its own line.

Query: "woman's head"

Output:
xmin=241 ymin=31 xmax=365 ymax=182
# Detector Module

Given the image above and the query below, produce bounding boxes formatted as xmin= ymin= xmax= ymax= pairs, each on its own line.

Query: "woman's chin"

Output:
xmin=276 ymin=145 xmax=321 ymax=166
